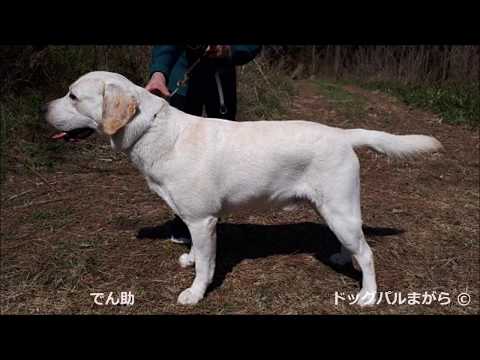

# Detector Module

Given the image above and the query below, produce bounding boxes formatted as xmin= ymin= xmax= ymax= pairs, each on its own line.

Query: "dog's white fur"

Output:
xmin=45 ymin=71 xmax=443 ymax=306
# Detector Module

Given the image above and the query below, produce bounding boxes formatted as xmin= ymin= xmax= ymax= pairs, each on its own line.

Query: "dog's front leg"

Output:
xmin=177 ymin=217 xmax=218 ymax=305
xmin=178 ymin=247 xmax=195 ymax=268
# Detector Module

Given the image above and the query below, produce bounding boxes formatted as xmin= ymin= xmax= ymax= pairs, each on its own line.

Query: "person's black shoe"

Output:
xmin=165 ymin=216 xmax=192 ymax=245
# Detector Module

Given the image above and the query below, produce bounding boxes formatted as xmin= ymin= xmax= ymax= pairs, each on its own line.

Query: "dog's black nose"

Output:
xmin=40 ymin=103 xmax=49 ymax=114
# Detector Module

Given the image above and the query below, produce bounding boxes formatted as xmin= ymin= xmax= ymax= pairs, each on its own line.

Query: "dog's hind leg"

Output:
xmin=317 ymin=201 xmax=377 ymax=306
xmin=312 ymin=158 xmax=377 ymax=306
xmin=177 ymin=216 xmax=218 ymax=305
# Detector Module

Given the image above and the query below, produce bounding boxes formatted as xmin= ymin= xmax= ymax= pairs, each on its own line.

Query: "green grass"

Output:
xmin=312 ymin=79 xmax=368 ymax=119
xmin=360 ymin=81 xmax=479 ymax=127
xmin=0 ymin=89 xmax=71 ymax=182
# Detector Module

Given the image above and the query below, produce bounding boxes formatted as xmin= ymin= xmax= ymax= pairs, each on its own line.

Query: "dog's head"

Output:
xmin=44 ymin=71 xmax=164 ymax=143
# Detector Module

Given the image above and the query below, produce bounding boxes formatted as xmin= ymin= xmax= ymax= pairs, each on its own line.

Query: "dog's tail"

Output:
xmin=344 ymin=129 xmax=443 ymax=158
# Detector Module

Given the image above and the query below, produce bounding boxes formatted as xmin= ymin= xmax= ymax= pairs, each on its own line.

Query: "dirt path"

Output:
xmin=1 ymin=79 xmax=478 ymax=314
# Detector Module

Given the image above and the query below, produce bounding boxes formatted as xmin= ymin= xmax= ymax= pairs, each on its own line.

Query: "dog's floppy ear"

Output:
xmin=101 ymin=82 xmax=138 ymax=136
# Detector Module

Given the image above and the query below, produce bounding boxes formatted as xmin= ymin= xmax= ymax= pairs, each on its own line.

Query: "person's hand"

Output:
xmin=206 ymin=45 xmax=232 ymax=59
xmin=145 ymin=72 xmax=171 ymax=98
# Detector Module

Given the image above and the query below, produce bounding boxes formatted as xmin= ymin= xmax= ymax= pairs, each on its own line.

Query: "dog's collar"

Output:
xmin=111 ymin=105 xmax=167 ymax=152
xmin=152 ymin=101 xmax=171 ymax=121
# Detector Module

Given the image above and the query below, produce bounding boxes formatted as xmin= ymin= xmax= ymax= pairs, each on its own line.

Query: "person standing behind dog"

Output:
xmin=145 ymin=45 xmax=261 ymax=121
xmin=145 ymin=45 xmax=262 ymax=243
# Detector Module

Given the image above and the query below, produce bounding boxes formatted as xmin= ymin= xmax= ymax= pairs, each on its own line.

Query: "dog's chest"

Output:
xmin=128 ymin=144 xmax=161 ymax=177
xmin=127 ymin=148 xmax=179 ymax=211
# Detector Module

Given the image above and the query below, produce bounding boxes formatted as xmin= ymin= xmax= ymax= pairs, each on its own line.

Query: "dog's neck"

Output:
xmin=110 ymin=89 xmax=193 ymax=174
xmin=109 ymin=88 xmax=170 ymax=152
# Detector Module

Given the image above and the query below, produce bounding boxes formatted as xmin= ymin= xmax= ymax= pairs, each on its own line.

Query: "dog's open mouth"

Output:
xmin=51 ymin=128 xmax=95 ymax=142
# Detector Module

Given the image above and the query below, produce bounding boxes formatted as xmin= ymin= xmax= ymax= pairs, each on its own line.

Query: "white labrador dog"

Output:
xmin=44 ymin=71 xmax=442 ymax=306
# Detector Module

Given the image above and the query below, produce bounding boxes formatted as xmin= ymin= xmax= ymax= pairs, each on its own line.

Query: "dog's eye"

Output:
xmin=69 ymin=93 xmax=78 ymax=101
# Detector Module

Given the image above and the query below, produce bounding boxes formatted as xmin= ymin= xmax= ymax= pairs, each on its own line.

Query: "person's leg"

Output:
xmin=184 ymin=74 xmax=206 ymax=117
xmin=169 ymin=94 xmax=187 ymax=112
xmin=169 ymin=87 xmax=204 ymax=117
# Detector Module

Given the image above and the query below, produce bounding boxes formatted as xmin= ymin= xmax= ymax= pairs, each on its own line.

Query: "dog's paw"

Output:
xmin=356 ymin=289 xmax=377 ymax=307
xmin=329 ymin=252 xmax=352 ymax=266
xmin=179 ymin=253 xmax=195 ymax=268
xmin=177 ymin=288 xmax=203 ymax=305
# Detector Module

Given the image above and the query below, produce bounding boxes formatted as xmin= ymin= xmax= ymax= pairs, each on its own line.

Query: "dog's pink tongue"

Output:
xmin=51 ymin=132 xmax=67 ymax=140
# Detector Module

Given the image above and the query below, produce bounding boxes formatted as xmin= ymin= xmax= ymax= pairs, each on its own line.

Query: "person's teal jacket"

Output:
xmin=149 ymin=45 xmax=261 ymax=96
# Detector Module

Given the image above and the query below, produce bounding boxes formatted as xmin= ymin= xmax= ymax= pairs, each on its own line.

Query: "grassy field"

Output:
xmin=359 ymin=80 xmax=479 ymax=127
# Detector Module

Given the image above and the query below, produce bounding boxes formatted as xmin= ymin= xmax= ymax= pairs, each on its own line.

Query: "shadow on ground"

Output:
xmin=137 ymin=221 xmax=404 ymax=293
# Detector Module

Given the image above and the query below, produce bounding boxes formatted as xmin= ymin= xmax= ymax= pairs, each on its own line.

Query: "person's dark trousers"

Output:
xmin=166 ymin=67 xmax=237 ymax=241
xmin=170 ymin=66 xmax=237 ymax=121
